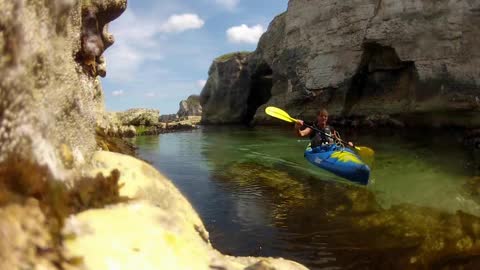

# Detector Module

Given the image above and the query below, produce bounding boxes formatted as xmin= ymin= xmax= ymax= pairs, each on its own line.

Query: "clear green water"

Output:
xmin=133 ymin=126 xmax=477 ymax=269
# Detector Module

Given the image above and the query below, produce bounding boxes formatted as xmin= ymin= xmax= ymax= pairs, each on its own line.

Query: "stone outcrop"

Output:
xmin=116 ymin=108 xmax=160 ymax=126
xmin=159 ymin=113 xmax=179 ymax=122
xmin=178 ymin=95 xmax=202 ymax=117
xmin=200 ymin=52 xmax=253 ymax=124
xmin=101 ymin=109 xmax=200 ymax=137
xmin=62 ymin=151 xmax=308 ymax=270
xmin=0 ymin=0 xmax=127 ymax=176
xmin=201 ymin=0 xmax=480 ymax=127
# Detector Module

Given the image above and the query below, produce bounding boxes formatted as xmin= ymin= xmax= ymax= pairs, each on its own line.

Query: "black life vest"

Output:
xmin=310 ymin=123 xmax=335 ymax=148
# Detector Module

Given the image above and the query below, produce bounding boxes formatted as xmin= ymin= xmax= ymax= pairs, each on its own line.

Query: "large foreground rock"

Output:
xmin=62 ymin=151 xmax=307 ymax=270
xmin=201 ymin=0 xmax=480 ymax=127
xmin=0 ymin=0 xmax=126 ymax=175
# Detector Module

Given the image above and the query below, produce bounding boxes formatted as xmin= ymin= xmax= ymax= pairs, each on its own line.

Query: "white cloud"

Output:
xmin=105 ymin=10 xmax=204 ymax=81
xmin=226 ymin=24 xmax=265 ymax=44
xmin=112 ymin=90 xmax=124 ymax=96
xmin=145 ymin=92 xmax=156 ymax=97
xmin=196 ymin=79 xmax=207 ymax=89
xmin=215 ymin=0 xmax=240 ymax=10
xmin=160 ymin=14 xmax=205 ymax=33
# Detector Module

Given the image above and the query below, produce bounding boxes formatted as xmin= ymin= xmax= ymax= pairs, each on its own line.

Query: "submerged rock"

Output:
xmin=354 ymin=205 xmax=480 ymax=269
xmin=212 ymin=161 xmax=480 ymax=269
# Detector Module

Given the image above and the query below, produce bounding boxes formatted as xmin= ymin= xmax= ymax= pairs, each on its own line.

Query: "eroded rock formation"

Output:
xmin=0 ymin=0 xmax=127 ymax=178
xmin=200 ymin=52 xmax=252 ymax=124
xmin=178 ymin=95 xmax=202 ymax=117
xmin=201 ymin=0 xmax=480 ymax=127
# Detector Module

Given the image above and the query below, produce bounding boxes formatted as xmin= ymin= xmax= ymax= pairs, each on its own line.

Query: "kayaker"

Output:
xmin=294 ymin=109 xmax=353 ymax=148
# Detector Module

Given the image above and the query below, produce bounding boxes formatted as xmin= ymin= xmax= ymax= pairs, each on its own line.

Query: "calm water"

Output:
xmin=133 ymin=126 xmax=476 ymax=269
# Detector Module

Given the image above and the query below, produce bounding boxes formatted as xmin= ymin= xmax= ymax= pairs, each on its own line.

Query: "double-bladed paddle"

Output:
xmin=265 ymin=106 xmax=375 ymax=165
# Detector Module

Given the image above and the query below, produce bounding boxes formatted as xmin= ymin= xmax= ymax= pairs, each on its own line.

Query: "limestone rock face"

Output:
xmin=0 ymin=0 xmax=127 ymax=177
xmin=203 ymin=0 xmax=480 ymax=127
xmin=62 ymin=151 xmax=308 ymax=270
xmin=200 ymin=52 xmax=252 ymax=124
xmin=178 ymin=95 xmax=202 ymax=117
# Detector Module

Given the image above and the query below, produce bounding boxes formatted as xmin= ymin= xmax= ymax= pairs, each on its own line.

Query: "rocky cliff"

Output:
xmin=178 ymin=95 xmax=203 ymax=117
xmin=201 ymin=0 xmax=480 ymax=127
xmin=201 ymin=52 xmax=253 ymax=124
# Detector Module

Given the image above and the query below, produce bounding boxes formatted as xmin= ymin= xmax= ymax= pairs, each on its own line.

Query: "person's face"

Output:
xmin=317 ymin=113 xmax=328 ymax=125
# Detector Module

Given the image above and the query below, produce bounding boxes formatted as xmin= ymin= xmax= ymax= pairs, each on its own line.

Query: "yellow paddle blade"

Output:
xmin=265 ymin=106 xmax=298 ymax=123
xmin=355 ymin=146 xmax=375 ymax=167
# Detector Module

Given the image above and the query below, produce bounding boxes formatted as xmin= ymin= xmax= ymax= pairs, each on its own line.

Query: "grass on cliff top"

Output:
xmin=215 ymin=51 xmax=251 ymax=62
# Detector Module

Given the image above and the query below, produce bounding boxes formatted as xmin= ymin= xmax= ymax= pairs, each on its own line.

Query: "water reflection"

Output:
xmin=134 ymin=127 xmax=479 ymax=269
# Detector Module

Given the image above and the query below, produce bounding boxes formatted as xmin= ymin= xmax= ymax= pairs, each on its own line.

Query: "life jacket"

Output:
xmin=310 ymin=123 xmax=335 ymax=148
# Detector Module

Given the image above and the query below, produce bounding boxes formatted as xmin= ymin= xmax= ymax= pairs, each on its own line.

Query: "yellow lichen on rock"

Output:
xmin=63 ymin=202 xmax=211 ymax=270
xmin=0 ymin=200 xmax=58 ymax=270
xmin=62 ymin=151 xmax=308 ymax=270
xmin=64 ymin=202 xmax=209 ymax=270
xmin=89 ymin=151 xmax=206 ymax=229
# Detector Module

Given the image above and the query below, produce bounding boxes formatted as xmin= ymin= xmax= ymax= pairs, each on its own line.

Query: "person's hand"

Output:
xmin=295 ymin=120 xmax=304 ymax=129
xmin=348 ymin=141 xmax=354 ymax=147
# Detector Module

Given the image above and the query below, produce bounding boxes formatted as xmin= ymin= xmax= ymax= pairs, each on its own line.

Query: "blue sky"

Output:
xmin=102 ymin=0 xmax=288 ymax=114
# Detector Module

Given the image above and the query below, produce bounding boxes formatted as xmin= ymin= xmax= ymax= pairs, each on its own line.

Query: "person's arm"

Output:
xmin=295 ymin=120 xmax=312 ymax=137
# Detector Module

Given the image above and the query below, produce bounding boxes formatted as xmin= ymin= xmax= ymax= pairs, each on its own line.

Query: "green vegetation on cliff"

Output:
xmin=215 ymin=51 xmax=251 ymax=62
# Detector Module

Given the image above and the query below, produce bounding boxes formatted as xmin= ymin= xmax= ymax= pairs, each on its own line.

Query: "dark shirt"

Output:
xmin=309 ymin=122 xmax=335 ymax=148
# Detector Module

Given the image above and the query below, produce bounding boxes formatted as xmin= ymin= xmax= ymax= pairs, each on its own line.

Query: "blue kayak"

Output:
xmin=304 ymin=144 xmax=370 ymax=185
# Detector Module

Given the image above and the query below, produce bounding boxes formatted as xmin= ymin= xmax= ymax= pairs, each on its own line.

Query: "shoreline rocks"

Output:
xmin=178 ymin=95 xmax=202 ymax=118
xmin=98 ymin=109 xmax=201 ymax=138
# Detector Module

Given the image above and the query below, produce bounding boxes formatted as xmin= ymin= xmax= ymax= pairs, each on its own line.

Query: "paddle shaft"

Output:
xmin=301 ymin=123 xmax=353 ymax=147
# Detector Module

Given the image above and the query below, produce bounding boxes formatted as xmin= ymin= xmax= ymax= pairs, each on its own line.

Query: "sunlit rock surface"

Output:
xmin=63 ymin=151 xmax=308 ymax=270
xmin=0 ymin=200 xmax=57 ymax=270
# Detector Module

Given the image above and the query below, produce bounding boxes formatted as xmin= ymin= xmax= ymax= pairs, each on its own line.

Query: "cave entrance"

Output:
xmin=343 ymin=42 xmax=417 ymax=115
xmin=245 ymin=63 xmax=273 ymax=124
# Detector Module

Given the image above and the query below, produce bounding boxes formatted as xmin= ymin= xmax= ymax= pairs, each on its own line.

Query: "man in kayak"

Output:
xmin=294 ymin=109 xmax=353 ymax=148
